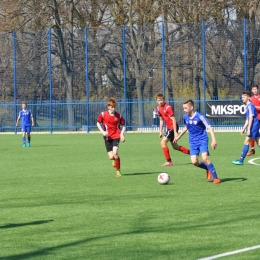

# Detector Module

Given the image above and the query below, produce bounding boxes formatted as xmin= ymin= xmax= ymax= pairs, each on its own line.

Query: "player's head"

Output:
xmin=22 ymin=102 xmax=27 ymax=110
xmin=251 ymin=84 xmax=259 ymax=95
xmin=182 ymin=99 xmax=194 ymax=115
xmin=107 ymin=98 xmax=116 ymax=114
xmin=241 ymin=91 xmax=251 ymax=104
xmin=156 ymin=93 xmax=165 ymax=106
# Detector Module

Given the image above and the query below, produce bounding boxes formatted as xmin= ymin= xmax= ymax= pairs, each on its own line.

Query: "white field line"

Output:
xmin=248 ymin=157 xmax=260 ymax=166
xmin=198 ymin=245 xmax=260 ymax=260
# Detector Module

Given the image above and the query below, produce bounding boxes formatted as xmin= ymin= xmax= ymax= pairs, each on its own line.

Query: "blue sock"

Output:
xmin=22 ymin=136 xmax=26 ymax=144
xmin=240 ymin=144 xmax=249 ymax=161
xmin=206 ymin=163 xmax=218 ymax=179
xmin=198 ymin=162 xmax=207 ymax=170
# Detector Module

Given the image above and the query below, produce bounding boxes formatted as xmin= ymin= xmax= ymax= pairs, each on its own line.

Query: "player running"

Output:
xmin=97 ymin=98 xmax=126 ymax=178
xmin=247 ymin=84 xmax=260 ymax=156
xmin=16 ymin=102 xmax=34 ymax=147
xmin=156 ymin=93 xmax=190 ymax=166
xmin=232 ymin=91 xmax=260 ymax=165
xmin=174 ymin=99 xmax=221 ymax=184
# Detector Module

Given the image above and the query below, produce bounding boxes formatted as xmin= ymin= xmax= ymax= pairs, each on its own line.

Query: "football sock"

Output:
xmin=162 ymin=147 xmax=171 ymax=162
xmin=206 ymin=163 xmax=218 ymax=179
xmin=22 ymin=136 xmax=26 ymax=144
xmin=240 ymin=144 xmax=249 ymax=161
xmin=179 ymin=146 xmax=190 ymax=155
xmin=250 ymin=140 xmax=255 ymax=149
xmin=198 ymin=162 xmax=207 ymax=170
xmin=28 ymin=135 xmax=31 ymax=143
xmin=115 ymin=157 xmax=120 ymax=171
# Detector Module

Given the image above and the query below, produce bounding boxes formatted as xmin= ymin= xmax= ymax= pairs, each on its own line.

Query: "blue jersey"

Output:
xmin=246 ymin=102 xmax=259 ymax=138
xmin=18 ymin=109 xmax=33 ymax=127
xmin=183 ymin=112 xmax=211 ymax=145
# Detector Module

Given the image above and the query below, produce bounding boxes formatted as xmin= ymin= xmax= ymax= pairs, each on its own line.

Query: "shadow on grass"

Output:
xmin=219 ymin=177 xmax=247 ymax=183
xmin=0 ymin=220 xmax=53 ymax=229
xmin=124 ymin=172 xmax=159 ymax=176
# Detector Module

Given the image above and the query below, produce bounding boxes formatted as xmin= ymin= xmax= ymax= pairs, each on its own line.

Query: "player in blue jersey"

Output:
xmin=232 ymin=91 xmax=260 ymax=165
xmin=174 ymin=99 xmax=221 ymax=184
xmin=16 ymin=102 xmax=34 ymax=147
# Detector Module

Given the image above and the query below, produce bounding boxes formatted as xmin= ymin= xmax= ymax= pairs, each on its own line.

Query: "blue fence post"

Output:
xmin=122 ymin=25 xmax=127 ymax=128
xmin=243 ymin=18 xmax=247 ymax=90
xmin=85 ymin=27 xmax=89 ymax=133
xmin=48 ymin=29 xmax=53 ymax=134
xmin=202 ymin=21 xmax=206 ymax=115
xmin=13 ymin=31 xmax=17 ymax=134
xmin=161 ymin=22 xmax=165 ymax=96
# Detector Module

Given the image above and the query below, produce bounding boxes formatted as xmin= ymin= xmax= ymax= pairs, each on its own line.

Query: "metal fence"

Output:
xmin=0 ymin=19 xmax=258 ymax=132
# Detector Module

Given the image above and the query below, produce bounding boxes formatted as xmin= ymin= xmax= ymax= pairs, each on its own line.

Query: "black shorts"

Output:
xmin=164 ymin=124 xmax=179 ymax=142
xmin=105 ymin=138 xmax=120 ymax=152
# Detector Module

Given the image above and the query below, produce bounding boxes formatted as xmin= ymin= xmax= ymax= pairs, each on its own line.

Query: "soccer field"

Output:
xmin=1 ymin=132 xmax=260 ymax=260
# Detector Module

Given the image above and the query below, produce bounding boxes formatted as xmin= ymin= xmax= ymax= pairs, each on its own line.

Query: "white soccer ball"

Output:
xmin=157 ymin=173 xmax=170 ymax=185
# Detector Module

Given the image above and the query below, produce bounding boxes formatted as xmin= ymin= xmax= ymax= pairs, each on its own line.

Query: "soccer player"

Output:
xmin=174 ymin=99 xmax=221 ymax=184
xmin=16 ymin=102 xmax=34 ymax=147
xmin=97 ymin=98 xmax=126 ymax=178
xmin=247 ymin=84 xmax=260 ymax=156
xmin=232 ymin=91 xmax=260 ymax=165
xmin=156 ymin=93 xmax=190 ymax=166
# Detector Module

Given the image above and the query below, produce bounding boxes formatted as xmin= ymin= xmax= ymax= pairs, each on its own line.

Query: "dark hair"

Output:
xmin=183 ymin=99 xmax=194 ymax=107
xmin=251 ymin=84 xmax=259 ymax=89
xmin=156 ymin=93 xmax=165 ymax=100
xmin=242 ymin=91 xmax=251 ymax=97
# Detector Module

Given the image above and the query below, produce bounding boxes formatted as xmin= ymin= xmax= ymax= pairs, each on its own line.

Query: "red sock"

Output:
xmin=250 ymin=140 xmax=255 ymax=149
xmin=115 ymin=157 xmax=120 ymax=170
xmin=162 ymin=147 xmax=171 ymax=161
xmin=179 ymin=146 xmax=190 ymax=155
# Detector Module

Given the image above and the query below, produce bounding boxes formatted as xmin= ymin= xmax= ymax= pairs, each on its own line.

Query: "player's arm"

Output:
xmin=16 ymin=115 xmax=20 ymax=126
xmin=170 ymin=115 xmax=178 ymax=137
xmin=174 ymin=126 xmax=187 ymax=142
xmin=207 ymin=126 xmax=217 ymax=150
xmin=97 ymin=121 xmax=107 ymax=137
xmin=241 ymin=119 xmax=248 ymax=135
xmin=159 ymin=116 xmax=164 ymax=138
xmin=246 ymin=116 xmax=254 ymax=136
xmin=120 ymin=125 xmax=126 ymax=142
xmin=31 ymin=115 xmax=34 ymax=127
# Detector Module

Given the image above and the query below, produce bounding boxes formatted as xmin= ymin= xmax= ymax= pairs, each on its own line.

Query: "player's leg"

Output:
xmin=112 ymin=139 xmax=121 ymax=177
xmin=27 ymin=132 xmax=31 ymax=147
xmin=160 ymin=136 xmax=173 ymax=166
xmin=201 ymin=152 xmax=220 ymax=184
xmin=22 ymin=132 xmax=26 ymax=147
xmin=105 ymin=140 xmax=116 ymax=168
xmin=232 ymin=137 xmax=251 ymax=165
xmin=171 ymin=142 xmax=190 ymax=154
xmin=247 ymin=139 xmax=255 ymax=156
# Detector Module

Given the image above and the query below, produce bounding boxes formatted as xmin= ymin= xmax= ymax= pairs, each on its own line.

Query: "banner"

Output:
xmin=206 ymin=101 xmax=246 ymax=118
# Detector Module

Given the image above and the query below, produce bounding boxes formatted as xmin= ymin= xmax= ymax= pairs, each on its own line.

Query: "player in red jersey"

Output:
xmin=156 ymin=93 xmax=190 ymax=166
xmin=97 ymin=98 xmax=126 ymax=177
xmin=247 ymin=84 xmax=260 ymax=156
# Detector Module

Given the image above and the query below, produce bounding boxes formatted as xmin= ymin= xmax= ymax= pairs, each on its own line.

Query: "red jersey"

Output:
xmin=157 ymin=103 xmax=175 ymax=130
xmin=250 ymin=95 xmax=260 ymax=120
xmin=97 ymin=110 xmax=125 ymax=140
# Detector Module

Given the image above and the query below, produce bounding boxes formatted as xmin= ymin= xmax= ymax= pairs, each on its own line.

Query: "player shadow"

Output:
xmin=124 ymin=172 xmax=159 ymax=176
xmin=0 ymin=220 xmax=54 ymax=229
xmin=218 ymin=177 xmax=247 ymax=183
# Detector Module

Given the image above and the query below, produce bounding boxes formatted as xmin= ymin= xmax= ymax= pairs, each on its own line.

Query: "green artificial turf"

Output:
xmin=0 ymin=132 xmax=260 ymax=260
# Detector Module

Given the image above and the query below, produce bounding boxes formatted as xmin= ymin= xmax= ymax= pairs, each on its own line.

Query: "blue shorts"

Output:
xmin=190 ymin=142 xmax=209 ymax=156
xmin=21 ymin=126 xmax=31 ymax=133
xmin=248 ymin=125 xmax=260 ymax=139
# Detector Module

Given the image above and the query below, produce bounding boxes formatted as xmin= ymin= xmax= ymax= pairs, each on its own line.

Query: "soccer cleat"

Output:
xmin=161 ymin=161 xmax=173 ymax=166
xmin=27 ymin=143 xmax=30 ymax=147
xmin=116 ymin=170 xmax=121 ymax=178
xmin=232 ymin=160 xmax=244 ymax=165
xmin=213 ymin=178 xmax=221 ymax=184
xmin=112 ymin=160 xmax=116 ymax=168
xmin=23 ymin=144 xmax=26 ymax=148
xmin=206 ymin=170 xmax=212 ymax=181
xmin=247 ymin=149 xmax=255 ymax=156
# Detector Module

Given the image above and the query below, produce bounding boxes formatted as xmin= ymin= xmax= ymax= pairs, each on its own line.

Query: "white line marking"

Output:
xmin=198 ymin=245 xmax=260 ymax=260
xmin=248 ymin=157 xmax=260 ymax=166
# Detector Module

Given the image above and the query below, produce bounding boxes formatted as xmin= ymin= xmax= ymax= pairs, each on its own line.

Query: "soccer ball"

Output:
xmin=157 ymin=173 xmax=170 ymax=185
